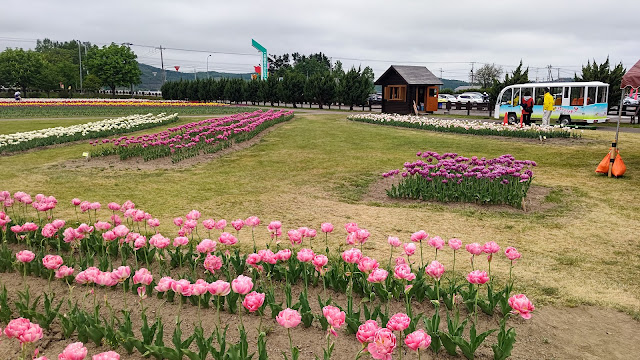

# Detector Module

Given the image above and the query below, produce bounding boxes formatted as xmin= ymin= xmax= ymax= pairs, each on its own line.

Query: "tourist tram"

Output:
xmin=493 ymin=82 xmax=609 ymax=125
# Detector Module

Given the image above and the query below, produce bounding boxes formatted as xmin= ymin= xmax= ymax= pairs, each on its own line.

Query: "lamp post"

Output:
xmin=207 ymin=54 xmax=212 ymax=79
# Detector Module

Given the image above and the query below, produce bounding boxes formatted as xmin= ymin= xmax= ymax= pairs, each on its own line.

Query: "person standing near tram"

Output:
xmin=542 ymin=87 xmax=554 ymax=126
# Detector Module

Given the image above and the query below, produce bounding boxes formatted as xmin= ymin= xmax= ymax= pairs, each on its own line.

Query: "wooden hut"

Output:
xmin=375 ymin=65 xmax=443 ymax=114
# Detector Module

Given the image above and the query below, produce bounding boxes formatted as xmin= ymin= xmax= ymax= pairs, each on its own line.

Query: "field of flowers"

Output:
xmin=384 ymin=151 xmax=536 ymax=208
xmin=0 ymin=99 xmax=256 ymax=118
xmin=89 ymin=109 xmax=294 ymax=163
xmin=0 ymin=113 xmax=179 ymax=154
xmin=347 ymin=114 xmax=579 ymax=139
xmin=0 ymin=190 xmax=534 ymax=360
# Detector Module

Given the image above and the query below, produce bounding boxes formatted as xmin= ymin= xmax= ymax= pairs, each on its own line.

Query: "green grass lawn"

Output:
xmin=1 ymin=112 xmax=639 ymax=317
xmin=0 ymin=105 xmax=258 ymax=119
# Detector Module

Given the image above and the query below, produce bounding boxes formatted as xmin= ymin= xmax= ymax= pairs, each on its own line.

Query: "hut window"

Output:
xmin=385 ymin=85 xmax=406 ymax=101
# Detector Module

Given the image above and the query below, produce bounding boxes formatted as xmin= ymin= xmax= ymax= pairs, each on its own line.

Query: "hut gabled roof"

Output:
xmin=375 ymin=65 xmax=443 ymax=86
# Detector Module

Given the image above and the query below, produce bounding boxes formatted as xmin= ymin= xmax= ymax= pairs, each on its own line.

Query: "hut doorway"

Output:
xmin=417 ymin=87 xmax=425 ymax=111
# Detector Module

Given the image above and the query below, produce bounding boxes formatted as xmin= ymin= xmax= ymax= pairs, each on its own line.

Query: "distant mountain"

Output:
xmin=137 ymin=63 xmax=253 ymax=90
xmin=440 ymin=78 xmax=468 ymax=91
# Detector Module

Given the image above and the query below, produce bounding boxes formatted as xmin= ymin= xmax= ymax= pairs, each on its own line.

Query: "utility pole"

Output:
xmin=547 ymin=65 xmax=553 ymax=82
xmin=469 ymin=62 xmax=476 ymax=86
xmin=440 ymin=68 xmax=443 ymax=79
xmin=78 ymin=41 xmax=83 ymax=93
xmin=557 ymin=68 xmax=560 ymax=81
xmin=159 ymin=45 xmax=166 ymax=85
xmin=194 ymin=68 xmax=197 ymax=80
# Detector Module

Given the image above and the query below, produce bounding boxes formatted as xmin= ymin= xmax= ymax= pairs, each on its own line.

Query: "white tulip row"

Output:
xmin=0 ymin=113 xmax=178 ymax=149
xmin=347 ymin=113 xmax=574 ymax=134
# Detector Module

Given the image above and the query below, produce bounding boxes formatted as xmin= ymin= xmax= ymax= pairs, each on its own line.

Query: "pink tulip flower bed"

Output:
xmin=384 ymin=151 xmax=536 ymax=208
xmin=89 ymin=109 xmax=294 ymax=163
xmin=0 ymin=190 xmax=534 ymax=360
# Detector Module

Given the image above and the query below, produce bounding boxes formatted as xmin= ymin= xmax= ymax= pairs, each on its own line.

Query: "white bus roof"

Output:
xmin=504 ymin=81 xmax=609 ymax=88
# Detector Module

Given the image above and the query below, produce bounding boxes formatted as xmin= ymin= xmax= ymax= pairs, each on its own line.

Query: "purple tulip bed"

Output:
xmin=383 ymin=151 xmax=536 ymax=208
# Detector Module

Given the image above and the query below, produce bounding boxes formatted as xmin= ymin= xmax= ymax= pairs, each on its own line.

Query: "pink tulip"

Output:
xmin=192 ymin=279 xmax=209 ymax=296
xmin=52 ymin=219 xmax=65 ymax=229
xmin=155 ymin=277 xmax=175 ymax=292
xmin=508 ymin=294 xmax=535 ymax=319
xmin=404 ymin=329 xmax=431 ymax=351
xmin=242 ymin=291 xmax=265 ymax=312
xmin=276 ymin=249 xmax=292 ymax=261
xmin=465 ymin=242 xmax=483 ymax=255
xmin=258 ymin=249 xmax=277 ymax=264
xmin=387 ymin=236 xmax=402 ymax=247
xmin=387 ymin=312 xmax=410 ymax=332
xmin=321 ymin=222 xmax=334 ymax=233
xmin=102 ymin=231 xmax=117 ymax=242
xmin=245 ymin=216 xmax=260 ymax=227
xmin=71 ymin=198 xmax=81 ymax=206
xmin=394 ymin=264 xmax=416 ymax=281
xmin=42 ymin=254 xmax=64 ymax=270
xmin=89 ymin=202 xmax=101 ymax=211
xmin=356 ymin=320 xmax=380 ymax=344
xmin=322 ymin=305 xmax=346 ymax=336
xmin=312 ymin=254 xmax=328 ymax=272
xmin=111 ymin=266 xmax=131 ymax=283
xmin=355 ymin=228 xmax=370 ymax=244
xmin=215 ymin=219 xmax=227 ymax=230
xmin=184 ymin=219 xmax=198 ymax=229
xmin=186 ymin=210 xmax=201 ymax=220
xmin=246 ymin=253 xmax=261 ymax=268
xmin=448 ymin=238 xmax=462 ymax=250
xmin=425 ymin=260 xmax=445 ymax=280
xmin=505 ymin=246 xmax=521 ymax=261
xmin=231 ymin=275 xmax=253 ymax=295
xmin=16 ymin=250 xmax=35 ymax=263
xmin=94 ymin=221 xmax=111 ymax=231
xmin=287 ymin=229 xmax=302 ymax=245
xmin=133 ymin=268 xmax=153 ymax=286
xmin=403 ymin=242 xmax=416 ymax=256
xmin=346 ymin=232 xmax=357 ymax=245
xmin=149 ymin=234 xmax=170 ymax=249
xmin=107 ymin=202 xmax=120 ymax=211
xmin=344 ymin=222 xmax=358 ymax=233
xmin=173 ymin=236 xmax=189 ymax=247
xmin=4 ymin=317 xmax=31 ymax=339
xmin=173 ymin=217 xmax=184 ymax=227
xmin=147 ymin=218 xmax=160 ymax=228
xmin=111 ymin=224 xmax=128 ymax=238
xmin=296 ymin=248 xmax=314 ymax=263
xmin=341 ymin=247 xmax=362 ymax=264
xmin=21 ymin=222 xmax=38 ymax=232
xmin=276 ymin=308 xmax=301 ymax=328
xmin=367 ymin=328 xmax=397 ymax=360
xmin=55 ymin=266 xmax=74 ymax=279
xmin=428 ymin=236 xmax=444 ymax=250
xmin=58 ymin=342 xmax=88 ymax=360
xmin=137 ymin=286 xmax=147 ymax=300
xmin=18 ymin=322 xmax=43 ymax=344
xmin=92 ymin=351 xmax=120 ymax=360
xmin=134 ymin=236 xmax=147 ymax=249
xmin=208 ymin=280 xmax=231 ymax=296
xmin=410 ymin=230 xmax=428 ymax=242
xmin=267 ymin=221 xmax=282 ymax=232
xmin=196 ymin=239 xmax=217 ymax=254
xmin=395 ymin=257 xmax=406 ymax=265
xmin=171 ymin=279 xmax=193 ymax=296
xmin=41 ymin=224 xmax=58 ymax=238
xmin=357 ymin=256 xmax=379 ymax=274
xmin=367 ymin=268 xmax=388 ymax=283
xmin=202 ymin=218 xmax=216 ymax=230
xmin=231 ymin=219 xmax=244 ymax=231
xmin=218 ymin=232 xmax=237 ymax=246
xmin=467 ymin=270 xmax=489 ymax=285
xmin=483 ymin=241 xmax=500 ymax=254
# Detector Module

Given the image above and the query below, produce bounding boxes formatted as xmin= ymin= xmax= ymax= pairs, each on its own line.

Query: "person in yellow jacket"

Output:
xmin=542 ymin=88 xmax=554 ymax=126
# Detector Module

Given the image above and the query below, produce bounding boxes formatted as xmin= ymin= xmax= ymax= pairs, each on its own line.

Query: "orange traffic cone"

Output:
xmin=519 ymin=114 xmax=523 ymax=128
xmin=503 ymin=113 xmax=508 ymax=125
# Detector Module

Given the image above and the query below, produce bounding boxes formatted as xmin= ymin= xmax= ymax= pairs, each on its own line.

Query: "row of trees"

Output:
xmin=0 ymin=39 xmax=141 ymax=96
xmin=162 ymin=64 xmax=375 ymax=110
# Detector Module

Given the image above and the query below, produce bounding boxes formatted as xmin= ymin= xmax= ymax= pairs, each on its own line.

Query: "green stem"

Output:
xmin=216 ymin=296 xmax=221 ymax=328
xmin=419 ymin=241 xmax=424 ymax=269
xmin=474 ymin=284 xmax=479 ymax=325
xmin=287 ymin=328 xmax=294 ymax=359
xmin=387 ymin=246 xmax=393 ymax=270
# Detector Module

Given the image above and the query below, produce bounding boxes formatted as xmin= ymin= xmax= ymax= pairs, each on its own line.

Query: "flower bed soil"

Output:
xmin=0 ymin=273 xmax=638 ymax=359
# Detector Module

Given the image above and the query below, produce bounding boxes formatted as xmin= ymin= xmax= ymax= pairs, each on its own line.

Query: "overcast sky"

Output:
xmin=2 ymin=0 xmax=639 ymax=82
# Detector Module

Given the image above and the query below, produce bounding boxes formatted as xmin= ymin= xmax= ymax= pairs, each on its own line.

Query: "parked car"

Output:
xmin=623 ymin=96 xmax=639 ymax=105
xmin=368 ymin=93 xmax=382 ymax=105
xmin=456 ymin=94 xmax=484 ymax=103
xmin=438 ymin=94 xmax=457 ymax=103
